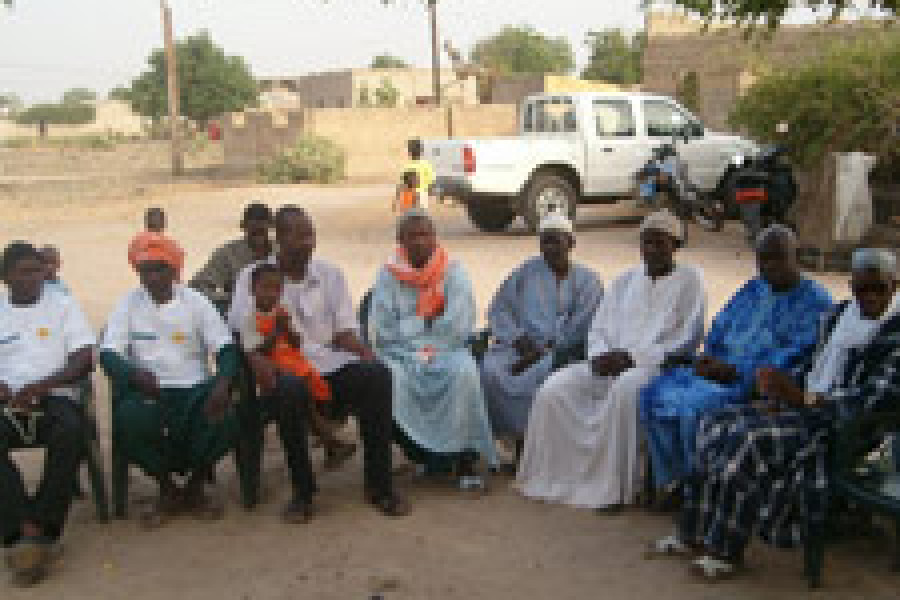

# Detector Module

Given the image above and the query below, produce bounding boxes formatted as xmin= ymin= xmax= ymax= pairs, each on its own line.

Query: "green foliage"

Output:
xmin=126 ymin=31 xmax=258 ymax=123
xmin=62 ymin=87 xmax=97 ymax=104
xmin=108 ymin=86 xmax=131 ymax=102
xmin=728 ymin=34 xmax=899 ymax=169
xmin=374 ymin=78 xmax=400 ymax=107
xmin=471 ymin=25 xmax=575 ymax=75
xmin=358 ymin=84 xmax=372 ymax=107
xmin=15 ymin=101 xmax=96 ymax=125
xmin=371 ymin=54 xmax=409 ymax=69
xmin=676 ymin=70 xmax=700 ymax=113
xmin=0 ymin=93 xmax=23 ymax=115
xmin=582 ymin=29 xmax=645 ymax=85
xmin=670 ymin=1 xmax=896 ymax=27
xmin=258 ymin=135 xmax=346 ymax=184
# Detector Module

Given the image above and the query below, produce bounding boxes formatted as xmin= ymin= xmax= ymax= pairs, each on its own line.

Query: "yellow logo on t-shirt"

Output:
xmin=172 ymin=331 xmax=186 ymax=344
xmin=36 ymin=327 xmax=50 ymax=339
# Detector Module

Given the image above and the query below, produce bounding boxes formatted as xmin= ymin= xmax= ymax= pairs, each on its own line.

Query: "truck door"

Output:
xmin=641 ymin=99 xmax=721 ymax=191
xmin=585 ymin=98 xmax=647 ymax=196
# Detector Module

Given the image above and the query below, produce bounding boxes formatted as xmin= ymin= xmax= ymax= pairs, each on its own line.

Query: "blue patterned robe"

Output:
xmin=371 ymin=259 xmax=497 ymax=465
xmin=640 ymin=277 xmax=832 ymax=488
xmin=678 ymin=302 xmax=900 ymax=558
xmin=480 ymin=258 xmax=602 ymax=437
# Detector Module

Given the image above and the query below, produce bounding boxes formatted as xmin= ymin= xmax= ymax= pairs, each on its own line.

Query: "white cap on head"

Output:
xmin=640 ymin=209 xmax=684 ymax=242
xmin=852 ymin=248 xmax=898 ymax=278
xmin=539 ymin=213 xmax=574 ymax=235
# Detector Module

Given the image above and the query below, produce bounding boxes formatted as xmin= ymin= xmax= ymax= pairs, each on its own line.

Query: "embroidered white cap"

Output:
xmin=639 ymin=209 xmax=684 ymax=242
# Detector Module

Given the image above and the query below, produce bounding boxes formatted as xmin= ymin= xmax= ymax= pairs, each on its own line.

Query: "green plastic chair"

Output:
xmin=9 ymin=378 xmax=109 ymax=523
xmin=804 ymin=410 xmax=900 ymax=588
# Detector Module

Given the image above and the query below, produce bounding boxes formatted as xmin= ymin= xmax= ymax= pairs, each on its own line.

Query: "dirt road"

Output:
xmin=3 ymin=183 xmax=895 ymax=600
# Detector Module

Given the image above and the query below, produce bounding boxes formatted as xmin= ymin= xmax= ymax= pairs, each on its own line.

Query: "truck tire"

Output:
xmin=465 ymin=199 xmax=517 ymax=233
xmin=523 ymin=173 xmax=577 ymax=234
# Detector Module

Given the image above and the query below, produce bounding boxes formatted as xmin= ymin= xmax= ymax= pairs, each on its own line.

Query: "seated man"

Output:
xmin=39 ymin=245 xmax=70 ymax=296
xmin=651 ymin=249 xmax=900 ymax=580
xmin=0 ymin=242 xmax=95 ymax=586
xmin=101 ymin=235 xmax=238 ymax=527
xmin=371 ymin=210 xmax=497 ymax=489
xmin=517 ymin=211 xmax=705 ymax=510
xmin=640 ymin=225 xmax=833 ymax=496
xmin=190 ymin=203 xmax=273 ymax=313
xmin=480 ymin=214 xmax=602 ymax=466
xmin=229 ymin=206 xmax=408 ymax=522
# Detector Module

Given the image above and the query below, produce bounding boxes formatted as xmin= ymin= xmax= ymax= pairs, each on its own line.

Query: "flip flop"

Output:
xmin=643 ymin=534 xmax=691 ymax=559
xmin=690 ymin=555 xmax=738 ymax=581
xmin=366 ymin=492 xmax=411 ymax=518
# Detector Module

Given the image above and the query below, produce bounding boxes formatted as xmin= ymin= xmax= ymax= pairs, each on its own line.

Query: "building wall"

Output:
xmin=222 ymin=104 xmax=518 ymax=180
xmin=259 ymin=68 xmax=476 ymax=109
xmin=490 ymin=74 xmax=629 ymax=106
xmin=642 ymin=11 xmax=886 ymax=130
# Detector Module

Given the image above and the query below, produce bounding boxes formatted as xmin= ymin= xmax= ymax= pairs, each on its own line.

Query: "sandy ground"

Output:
xmin=1 ymin=182 xmax=897 ymax=600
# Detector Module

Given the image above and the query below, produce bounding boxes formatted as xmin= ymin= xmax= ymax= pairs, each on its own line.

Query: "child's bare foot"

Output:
xmin=323 ymin=441 xmax=357 ymax=471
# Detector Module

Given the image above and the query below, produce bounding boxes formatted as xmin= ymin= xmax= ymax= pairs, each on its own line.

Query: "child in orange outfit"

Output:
xmin=242 ymin=264 xmax=355 ymax=469
xmin=394 ymin=170 xmax=422 ymax=213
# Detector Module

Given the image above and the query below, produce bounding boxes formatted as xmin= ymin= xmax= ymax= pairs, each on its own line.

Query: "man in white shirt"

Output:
xmin=0 ymin=242 xmax=95 ymax=586
xmin=101 ymin=234 xmax=239 ymax=528
xmin=229 ymin=206 xmax=408 ymax=522
xmin=516 ymin=211 xmax=707 ymax=511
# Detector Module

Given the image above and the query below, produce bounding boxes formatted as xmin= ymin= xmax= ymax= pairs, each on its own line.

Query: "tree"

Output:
xmin=471 ymin=25 xmax=575 ymax=76
xmin=15 ymin=102 xmax=95 ymax=126
xmin=728 ymin=34 xmax=898 ymax=170
xmin=62 ymin=87 xmax=97 ymax=105
xmin=125 ymin=31 xmax=257 ymax=124
xmin=671 ymin=1 xmax=896 ymax=27
xmin=582 ymin=29 xmax=645 ymax=85
xmin=0 ymin=93 xmax=23 ymax=115
xmin=676 ymin=70 xmax=700 ymax=112
xmin=370 ymin=54 xmax=409 ymax=69
xmin=374 ymin=78 xmax=400 ymax=107
xmin=357 ymin=84 xmax=372 ymax=107
xmin=108 ymin=86 xmax=132 ymax=102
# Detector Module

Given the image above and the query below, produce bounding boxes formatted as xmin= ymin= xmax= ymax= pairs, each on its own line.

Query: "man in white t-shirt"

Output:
xmin=100 ymin=234 xmax=239 ymax=528
xmin=0 ymin=242 xmax=95 ymax=586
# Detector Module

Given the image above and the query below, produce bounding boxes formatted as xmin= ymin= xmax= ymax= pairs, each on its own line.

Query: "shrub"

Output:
xmin=258 ymin=135 xmax=346 ymax=184
xmin=728 ymin=34 xmax=898 ymax=170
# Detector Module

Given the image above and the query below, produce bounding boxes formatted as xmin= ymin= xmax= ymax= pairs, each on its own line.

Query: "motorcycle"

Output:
xmin=635 ymin=143 xmax=723 ymax=242
xmin=726 ymin=138 xmax=797 ymax=241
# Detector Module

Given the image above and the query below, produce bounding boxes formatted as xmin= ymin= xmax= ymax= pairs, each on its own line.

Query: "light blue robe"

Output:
xmin=480 ymin=257 xmax=602 ymax=437
xmin=371 ymin=259 xmax=497 ymax=465
xmin=640 ymin=277 xmax=833 ymax=489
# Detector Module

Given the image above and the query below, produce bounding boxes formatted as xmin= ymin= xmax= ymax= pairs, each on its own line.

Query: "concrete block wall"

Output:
xmin=223 ymin=104 xmax=519 ymax=180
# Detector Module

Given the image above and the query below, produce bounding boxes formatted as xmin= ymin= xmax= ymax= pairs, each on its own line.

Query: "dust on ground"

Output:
xmin=1 ymin=166 xmax=894 ymax=599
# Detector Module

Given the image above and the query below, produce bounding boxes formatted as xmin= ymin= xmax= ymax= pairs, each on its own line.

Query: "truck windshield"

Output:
xmin=524 ymin=98 xmax=577 ymax=133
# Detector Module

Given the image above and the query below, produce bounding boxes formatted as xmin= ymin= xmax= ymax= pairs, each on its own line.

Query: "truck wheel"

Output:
xmin=523 ymin=173 xmax=577 ymax=234
xmin=465 ymin=199 xmax=516 ymax=233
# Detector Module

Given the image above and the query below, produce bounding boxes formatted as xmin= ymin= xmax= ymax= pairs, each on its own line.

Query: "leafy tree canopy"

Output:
xmin=471 ymin=25 xmax=575 ymax=76
xmin=582 ymin=29 xmax=645 ymax=85
xmin=671 ymin=1 xmax=896 ymax=26
xmin=126 ymin=31 xmax=258 ymax=123
xmin=15 ymin=102 xmax=95 ymax=125
xmin=370 ymin=54 xmax=409 ymax=69
xmin=62 ymin=87 xmax=97 ymax=104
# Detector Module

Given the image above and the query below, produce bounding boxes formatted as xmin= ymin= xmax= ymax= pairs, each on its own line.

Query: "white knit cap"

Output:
xmin=539 ymin=213 xmax=574 ymax=235
xmin=852 ymin=248 xmax=898 ymax=277
xmin=640 ymin=209 xmax=684 ymax=241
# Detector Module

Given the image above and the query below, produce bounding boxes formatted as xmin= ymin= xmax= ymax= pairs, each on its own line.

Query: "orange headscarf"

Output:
xmin=385 ymin=246 xmax=449 ymax=319
xmin=128 ymin=232 xmax=185 ymax=278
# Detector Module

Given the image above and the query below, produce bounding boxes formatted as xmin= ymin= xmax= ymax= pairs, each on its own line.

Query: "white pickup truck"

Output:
xmin=426 ymin=92 xmax=758 ymax=233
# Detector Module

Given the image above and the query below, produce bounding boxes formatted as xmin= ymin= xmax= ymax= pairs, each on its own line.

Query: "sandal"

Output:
xmin=690 ymin=555 xmax=738 ymax=581
xmin=644 ymin=534 xmax=691 ymax=559
xmin=366 ymin=491 xmax=411 ymax=518
xmin=6 ymin=538 xmax=55 ymax=587
xmin=458 ymin=475 xmax=486 ymax=492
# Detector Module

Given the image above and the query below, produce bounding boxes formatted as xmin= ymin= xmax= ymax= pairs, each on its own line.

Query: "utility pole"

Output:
xmin=428 ymin=1 xmax=440 ymax=105
xmin=160 ymin=0 xmax=183 ymax=176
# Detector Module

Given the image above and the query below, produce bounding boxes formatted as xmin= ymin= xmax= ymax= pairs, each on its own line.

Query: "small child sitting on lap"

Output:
xmin=242 ymin=264 xmax=356 ymax=469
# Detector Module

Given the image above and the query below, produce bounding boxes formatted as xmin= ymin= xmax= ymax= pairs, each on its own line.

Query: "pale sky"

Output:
xmin=1 ymin=1 xmax=883 ymax=104
xmin=1 ymin=0 xmax=648 ymax=103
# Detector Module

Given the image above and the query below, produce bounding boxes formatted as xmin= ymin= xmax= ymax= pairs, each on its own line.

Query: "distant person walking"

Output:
xmin=128 ymin=208 xmax=184 ymax=281
xmin=403 ymin=139 xmax=435 ymax=209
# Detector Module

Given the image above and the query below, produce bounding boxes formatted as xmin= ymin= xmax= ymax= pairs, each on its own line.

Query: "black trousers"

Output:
xmin=263 ymin=360 xmax=394 ymax=502
xmin=0 ymin=396 xmax=82 ymax=546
